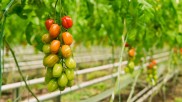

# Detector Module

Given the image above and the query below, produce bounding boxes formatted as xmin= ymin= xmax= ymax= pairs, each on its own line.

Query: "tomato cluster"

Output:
xmin=146 ymin=60 xmax=158 ymax=85
xmin=42 ymin=16 xmax=76 ymax=92
xmin=124 ymin=48 xmax=136 ymax=73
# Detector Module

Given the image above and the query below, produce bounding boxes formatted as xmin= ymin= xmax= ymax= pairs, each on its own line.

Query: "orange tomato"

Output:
xmin=151 ymin=60 xmax=157 ymax=65
xmin=50 ymin=40 xmax=61 ymax=54
xmin=61 ymin=45 xmax=72 ymax=58
xmin=62 ymin=32 xmax=73 ymax=45
xmin=180 ymin=48 xmax=182 ymax=54
xmin=128 ymin=48 xmax=135 ymax=57
xmin=49 ymin=24 xmax=60 ymax=38
xmin=147 ymin=63 xmax=154 ymax=69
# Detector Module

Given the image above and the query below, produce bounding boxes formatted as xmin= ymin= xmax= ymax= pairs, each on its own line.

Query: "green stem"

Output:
xmin=4 ymin=39 xmax=40 ymax=102
xmin=0 ymin=0 xmax=15 ymax=96
xmin=110 ymin=18 xmax=128 ymax=102
xmin=127 ymin=70 xmax=141 ymax=102
xmin=54 ymin=0 xmax=59 ymax=22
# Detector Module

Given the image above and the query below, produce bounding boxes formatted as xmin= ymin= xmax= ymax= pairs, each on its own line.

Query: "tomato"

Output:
xmin=65 ymin=57 xmax=76 ymax=69
xmin=45 ymin=68 xmax=53 ymax=84
xmin=42 ymin=34 xmax=52 ymax=43
xmin=124 ymin=67 xmax=129 ymax=73
xmin=128 ymin=48 xmax=135 ymax=57
xmin=47 ymin=79 xmax=58 ymax=92
xmin=180 ymin=48 xmax=182 ymax=54
xmin=45 ymin=75 xmax=52 ymax=84
xmin=50 ymin=40 xmax=61 ymax=54
xmin=61 ymin=45 xmax=72 ymax=58
xmin=147 ymin=63 xmax=154 ymax=69
xmin=151 ymin=60 xmax=157 ymax=65
xmin=45 ymin=19 xmax=54 ymax=30
xmin=43 ymin=54 xmax=59 ymax=67
xmin=59 ymin=86 xmax=65 ymax=91
xmin=128 ymin=61 xmax=135 ymax=69
xmin=61 ymin=16 xmax=73 ymax=29
xmin=42 ymin=44 xmax=50 ymax=54
xmin=67 ymin=80 xmax=74 ymax=87
xmin=53 ymin=63 xmax=63 ymax=77
xmin=62 ymin=32 xmax=73 ymax=45
xmin=65 ymin=68 xmax=74 ymax=80
xmin=58 ymin=73 xmax=68 ymax=87
xmin=125 ymin=43 xmax=129 ymax=47
xmin=49 ymin=24 xmax=60 ymax=38
xmin=45 ymin=67 xmax=53 ymax=78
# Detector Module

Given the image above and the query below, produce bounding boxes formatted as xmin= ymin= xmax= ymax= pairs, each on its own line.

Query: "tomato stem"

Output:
xmin=4 ymin=38 xmax=40 ymax=102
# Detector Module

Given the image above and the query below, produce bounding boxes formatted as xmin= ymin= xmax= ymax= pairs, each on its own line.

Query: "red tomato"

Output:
xmin=45 ymin=19 xmax=54 ymax=30
xmin=125 ymin=43 xmax=129 ymax=47
xmin=61 ymin=16 xmax=73 ymax=29
xmin=49 ymin=24 xmax=61 ymax=38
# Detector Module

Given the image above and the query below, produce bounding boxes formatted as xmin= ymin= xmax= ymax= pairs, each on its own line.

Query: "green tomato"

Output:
xmin=43 ymin=54 xmax=59 ymax=67
xmin=128 ymin=61 xmax=135 ymax=69
xmin=53 ymin=63 xmax=63 ymax=77
xmin=65 ymin=57 xmax=76 ymax=69
xmin=42 ymin=34 xmax=52 ymax=44
xmin=65 ymin=69 xmax=74 ymax=80
xmin=45 ymin=68 xmax=53 ymax=84
xmin=59 ymin=86 xmax=65 ymax=91
xmin=124 ymin=67 xmax=129 ymax=73
xmin=67 ymin=80 xmax=74 ymax=87
xmin=47 ymin=79 xmax=58 ymax=92
xmin=42 ymin=44 xmax=50 ymax=54
xmin=58 ymin=73 xmax=68 ymax=87
xmin=45 ymin=75 xmax=52 ymax=84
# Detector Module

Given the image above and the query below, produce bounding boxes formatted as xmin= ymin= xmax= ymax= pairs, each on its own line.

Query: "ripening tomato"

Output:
xmin=180 ymin=48 xmax=182 ymax=54
xmin=62 ymin=32 xmax=73 ymax=45
xmin=67 ymin=80 xmax=74 ymax=87
xmin=61 ymin=45 xmax=72 ymax=58
xmin=45 ymin=19 xmax=54 ymax=30
xmin=42 ymin=44 xmax=50 ymax=54
xmin=53 ymin=63 xmax=63 ymax=77
xmin=49 ymin=24 xmax=60 ymax=38
xmin=128 ymin=48 xmax=135 ymax=57
xmin=151 ymin=60 xmax=157 ymax=65
xmin=47 ymin=79 xmax=58 ymax=92
xmin=61 ymin=16 xmax=73 ymax=29
xmin=50 ymin=40 xmax=61 ymax=54
xmin=65 ymin=68 xmax=74 ymax=80
xmin=42 ymin=34 xmax=52 ymax=43
xmin=65 ymin=57 xmax=76 ymax=69
xmin=58 ymin=73 xmax=68 ymax=87
xmin=43 ymin=54 xmax=59 ymax=67
xmin=147 ymin=63 xmax=154 ymax=69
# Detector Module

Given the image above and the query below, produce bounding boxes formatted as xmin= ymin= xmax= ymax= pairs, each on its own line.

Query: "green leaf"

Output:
xmin=25 ymin=22 xmax=33 ymax=45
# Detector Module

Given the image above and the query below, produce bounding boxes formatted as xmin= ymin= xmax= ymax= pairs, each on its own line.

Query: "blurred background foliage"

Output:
xmin=0 ymin=0 xmax=182 ymax=51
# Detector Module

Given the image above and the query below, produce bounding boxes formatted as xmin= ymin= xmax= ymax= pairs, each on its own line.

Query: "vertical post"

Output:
xmin=13 ymin=88 xmax=19 ymax=101
xmin=54 ymin=92 xmax=61 ymax=102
